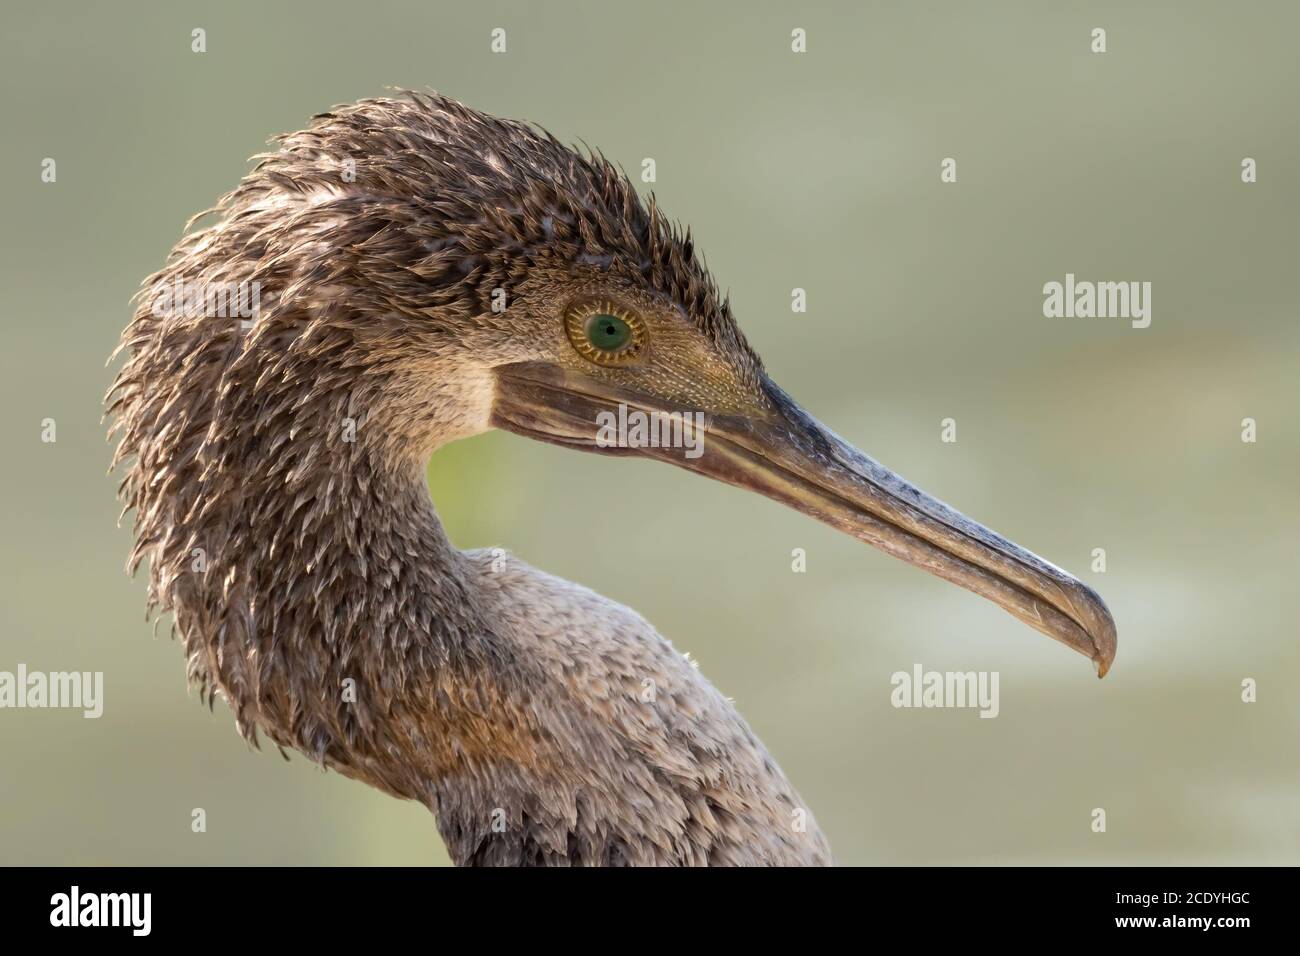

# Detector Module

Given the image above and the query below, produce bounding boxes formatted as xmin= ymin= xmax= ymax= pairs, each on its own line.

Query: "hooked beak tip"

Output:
xmin=1091 ymin=613 xmax=1117 ymax=679
xmin=1068 ymin=578 xmax=1117 ymax=678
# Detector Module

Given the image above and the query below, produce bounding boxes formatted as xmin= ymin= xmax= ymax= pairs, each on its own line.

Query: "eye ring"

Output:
xmin=564 ymin=299 xmax=646 ymax=365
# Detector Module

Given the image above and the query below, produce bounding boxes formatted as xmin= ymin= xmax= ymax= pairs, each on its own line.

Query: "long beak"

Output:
xmin=492 ymin=362 xmax=1117 ymax=677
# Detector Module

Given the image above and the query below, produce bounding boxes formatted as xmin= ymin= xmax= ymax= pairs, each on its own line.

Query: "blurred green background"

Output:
xmin=1 ymin=0 xmax=1297 ymax=865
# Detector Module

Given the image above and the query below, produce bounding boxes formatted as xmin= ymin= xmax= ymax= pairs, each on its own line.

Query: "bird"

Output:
xmin=106 ymin=90 xmax=1117 ymax=866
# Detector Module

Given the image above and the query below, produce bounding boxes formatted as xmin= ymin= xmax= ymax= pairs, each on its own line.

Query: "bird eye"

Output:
xmin=588 ymin=313 xmax=631 ymax=351
xmin=564 ymin=300 xmax=645 ymax=365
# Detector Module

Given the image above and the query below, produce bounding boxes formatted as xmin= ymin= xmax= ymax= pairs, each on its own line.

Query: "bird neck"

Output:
xmin=134 ymin=318 xmax=507 ymax=801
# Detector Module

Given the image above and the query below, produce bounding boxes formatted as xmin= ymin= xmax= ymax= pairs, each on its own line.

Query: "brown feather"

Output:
xmin=106 ymin=90 xmax=829 ymax=866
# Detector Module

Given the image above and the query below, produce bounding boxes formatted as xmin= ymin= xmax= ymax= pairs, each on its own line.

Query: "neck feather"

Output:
xmin=111 ymin=294 xmax=830 ymax=866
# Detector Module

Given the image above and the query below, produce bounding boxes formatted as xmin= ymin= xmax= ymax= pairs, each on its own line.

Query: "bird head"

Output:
xmin=156 ymin=91 xmax=1116 ymax=677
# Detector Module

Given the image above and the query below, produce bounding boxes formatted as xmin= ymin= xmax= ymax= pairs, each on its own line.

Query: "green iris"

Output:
xmin=586 ymin=312 xmax=633 ymax=352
